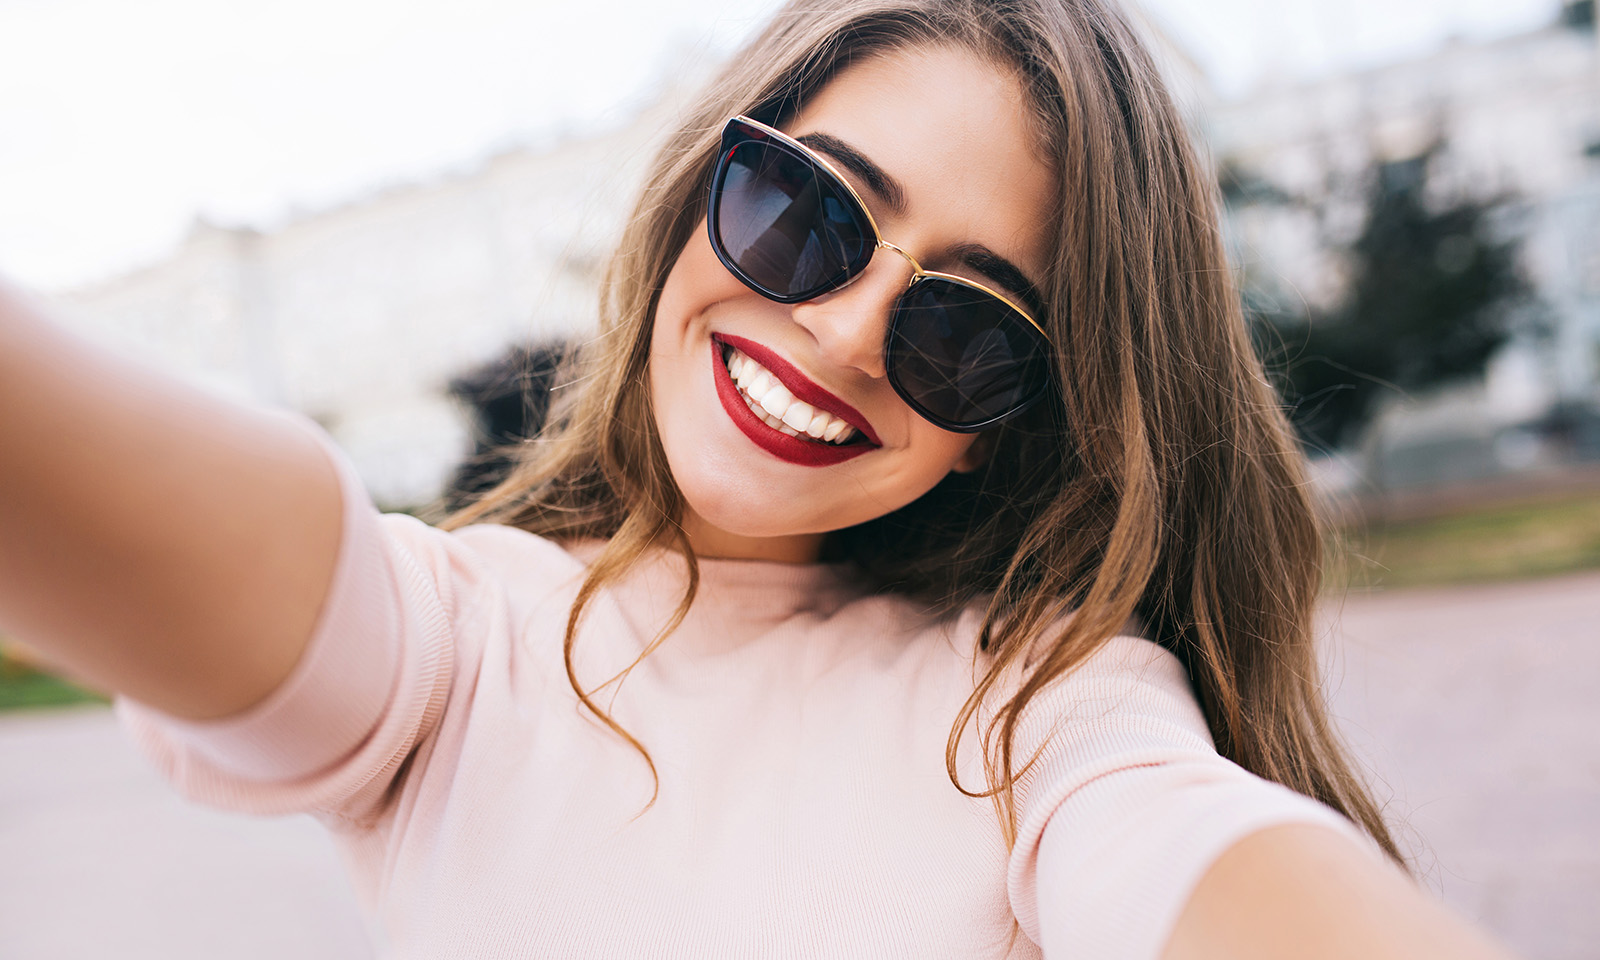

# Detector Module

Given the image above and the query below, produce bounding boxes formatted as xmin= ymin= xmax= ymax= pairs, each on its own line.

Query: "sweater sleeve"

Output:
xmin=1005 ymin=635 xmax=1385 ymax=960
xmin=113 ymin=419 xmax=463 ymax=826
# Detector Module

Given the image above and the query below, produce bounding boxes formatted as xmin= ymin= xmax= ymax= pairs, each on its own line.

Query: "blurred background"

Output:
xmin=0 ymin=0 xmax=1595 ymax=957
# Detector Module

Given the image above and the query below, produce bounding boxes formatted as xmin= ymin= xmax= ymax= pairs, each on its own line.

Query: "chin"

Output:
xmin=672 ymin=465 xmax=834 ymax=540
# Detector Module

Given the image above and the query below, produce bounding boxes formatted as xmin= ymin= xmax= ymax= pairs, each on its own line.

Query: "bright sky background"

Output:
xmin=0 ymin=0 xmax=1566 ymax=291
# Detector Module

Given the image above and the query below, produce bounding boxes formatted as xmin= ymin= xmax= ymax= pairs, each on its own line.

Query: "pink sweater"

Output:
xmin=117 ymin=431 xmax=1373 ymax=958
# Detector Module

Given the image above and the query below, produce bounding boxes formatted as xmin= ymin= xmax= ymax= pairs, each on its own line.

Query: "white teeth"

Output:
xmin=744 ymin=391 xmax=794 ymax=435
xmin=758 ymin=382 xmax=794 ymax=419
xmin=782 ymin=403 xmax=815 ymax=431
xmin=763 ymin=408 xmax=798 ymax=435
xmin=723 ymin=346 xmax=862 ymax=446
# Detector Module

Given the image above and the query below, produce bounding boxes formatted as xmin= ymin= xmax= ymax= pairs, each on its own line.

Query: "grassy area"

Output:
xmin=0 ymin=651 xmax=106 ymax=712
xmin=1334 ymin=490 xmax=1600 ymax=590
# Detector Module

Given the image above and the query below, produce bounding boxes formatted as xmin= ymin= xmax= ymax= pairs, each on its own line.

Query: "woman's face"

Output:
xmin=650 ymin=43 xmax=1057 ymax=562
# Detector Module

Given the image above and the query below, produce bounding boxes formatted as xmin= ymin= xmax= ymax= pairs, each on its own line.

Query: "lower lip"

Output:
xmin=710 ymin=338 xmax=873 ymax=467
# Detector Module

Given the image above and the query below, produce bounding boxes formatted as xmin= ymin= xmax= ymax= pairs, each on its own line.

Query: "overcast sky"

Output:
xmin=0 ymin=0 xmax=1566 ymax=290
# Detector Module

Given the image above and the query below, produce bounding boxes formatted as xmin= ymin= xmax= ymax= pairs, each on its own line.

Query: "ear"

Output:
xmin=951 ymin=432 xmax=995 ymax=474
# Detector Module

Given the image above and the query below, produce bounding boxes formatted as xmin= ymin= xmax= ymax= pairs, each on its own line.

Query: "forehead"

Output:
xmin=785 ymin=44 xmax=1057 ymax=281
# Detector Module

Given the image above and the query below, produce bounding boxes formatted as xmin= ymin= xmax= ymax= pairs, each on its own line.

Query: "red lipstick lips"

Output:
xmin=710 ymin=334 xmax=879 ymax=467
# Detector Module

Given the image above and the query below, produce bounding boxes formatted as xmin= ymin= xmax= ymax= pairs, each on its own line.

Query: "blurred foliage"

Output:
xmin=1560 ymin=0 xmax=1595 ymax=31
xmin=1331 ymin=491 xmax=1600 ymax=591
xmin=1237 ymin=142 xmax=1543 ymax=452
xmin=0 ymin=647 xmax=106 ymax=711
xmin=438 ymin=340 xmax=572 ymax=515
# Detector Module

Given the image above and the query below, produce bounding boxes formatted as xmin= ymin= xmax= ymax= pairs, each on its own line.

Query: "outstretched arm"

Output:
xmin=1160 ymin=823 xmax=1515 ymax=960
xmin=0 ymin=279 xmax=341 ymax=720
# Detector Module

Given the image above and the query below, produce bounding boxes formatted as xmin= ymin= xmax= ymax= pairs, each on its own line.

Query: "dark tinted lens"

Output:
xmin=712 ymin=140 xmax=874 ymax=300
xmin=886 ymin=279 xmax=1050 ymax=429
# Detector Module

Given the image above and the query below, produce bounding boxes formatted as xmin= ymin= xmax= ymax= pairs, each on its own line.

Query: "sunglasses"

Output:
xmin=706 ymin=115 xmax=1053 ymax=433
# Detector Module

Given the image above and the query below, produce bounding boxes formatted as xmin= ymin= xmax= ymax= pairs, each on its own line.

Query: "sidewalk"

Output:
xmin=1 ymin=569 xmax=1595 ymax=959
xmin=0 ymin=706 xmax=372 ymax=959
xmin=1318 ymin=569 xmax=1600 ymax=960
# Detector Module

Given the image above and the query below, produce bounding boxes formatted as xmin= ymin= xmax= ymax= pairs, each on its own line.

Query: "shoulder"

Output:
xmin=972 ymin=600 xmax=1198 ymax=732
xmin=448 ymin=520 xmax=590 ymax=579
xmin=989 ymin=617 xmax=1218 ymax=833
xmin=378 ymin=514 xmax=580 ymax=568
xmin=1035 ymin=633 xmax=1199 ymax=727
xmin=1004 ymin=631 xmax=1213 ymax=772
xmin=999 ymin=629 xmax=1367 ymax=956
xmin=371 ymin=515 xmax=591 ymax=607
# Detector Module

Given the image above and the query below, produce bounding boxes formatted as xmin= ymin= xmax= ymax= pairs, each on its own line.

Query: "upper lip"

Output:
xmin=713 ymin=333 xmax=882 ymax=446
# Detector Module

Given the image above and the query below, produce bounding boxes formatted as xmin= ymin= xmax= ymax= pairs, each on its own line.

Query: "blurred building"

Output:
xmin=1212 ymin=0 xmax=1600 ymax=487
xmin=48 ymin=95 xmax=684 ymax=507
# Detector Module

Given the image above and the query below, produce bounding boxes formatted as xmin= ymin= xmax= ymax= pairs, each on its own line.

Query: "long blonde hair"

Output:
xmin=443 ymin=0 xmax=1404 ymax=865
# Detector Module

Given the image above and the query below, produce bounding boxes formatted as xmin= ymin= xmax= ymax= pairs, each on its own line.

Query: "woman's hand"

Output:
xmin=0 ymin=278 xmax=341 ymax=720
xmin=1162 ymin=824 xmax=1518 ymax=960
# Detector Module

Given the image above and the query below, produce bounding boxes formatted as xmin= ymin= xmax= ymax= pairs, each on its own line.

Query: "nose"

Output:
xmin=789 ymin=244 xmax=916 ymax=381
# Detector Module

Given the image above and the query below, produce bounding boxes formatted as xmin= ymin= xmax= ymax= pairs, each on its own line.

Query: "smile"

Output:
xmin=728 ymin=348 xmax=859 ymax=443
xmin=710 ymin=334 xmax=879 ymax=467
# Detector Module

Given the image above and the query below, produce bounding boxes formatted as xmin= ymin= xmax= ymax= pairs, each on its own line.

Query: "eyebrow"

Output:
xmin=795 ymin=132 xmax=907 ymax=216
xmin=950 ymin=244 xmax=1048 ymax=319
xmin=794 ymin=131 xmax=1048 ymax=319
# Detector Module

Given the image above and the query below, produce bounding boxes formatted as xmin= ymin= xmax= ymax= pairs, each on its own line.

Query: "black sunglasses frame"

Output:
xmin=705 ymin=114 xmax=1054 ymax=434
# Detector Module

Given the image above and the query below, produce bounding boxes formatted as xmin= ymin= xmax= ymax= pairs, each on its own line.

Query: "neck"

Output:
xmin=678 ymin=508 xmax=826 ymax=564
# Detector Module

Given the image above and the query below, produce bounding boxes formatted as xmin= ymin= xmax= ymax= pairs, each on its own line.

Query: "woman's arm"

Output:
xmin=1161 ymin=824 xmax=1516 ymax=960
xmin=1013 ymin=637 xmax=1521 ymax=960
xmin=0 ymin=279 xmax=341 ymax=720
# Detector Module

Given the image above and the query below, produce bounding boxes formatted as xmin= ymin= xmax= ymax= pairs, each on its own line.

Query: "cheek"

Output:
xmin=852 ymin=421 xmax=979 ymax=507
xmin=649 ymin=231 xmax=721 ymax=421
xmin=655 ymin=224 xmax=745 ymax=341
xmin=895 ymin=427 xmax=981 ymax=487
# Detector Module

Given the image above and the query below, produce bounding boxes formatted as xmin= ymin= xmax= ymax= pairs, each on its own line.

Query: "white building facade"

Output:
xmin=50 ymin=96 xmax=682 ymax=507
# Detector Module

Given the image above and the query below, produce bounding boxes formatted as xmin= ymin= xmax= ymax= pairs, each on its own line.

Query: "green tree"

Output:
xmin=1241 ymin=145 xmax=1541 ymax=451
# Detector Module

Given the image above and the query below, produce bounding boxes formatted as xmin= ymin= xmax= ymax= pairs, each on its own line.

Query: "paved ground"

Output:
xmin=1 ymin=569 xmax=1595 ymax=959
xmin=0 ymin=706 xmax=372 ymax=960
xmin=1316 ymin=569 xmax=1600 ymax=960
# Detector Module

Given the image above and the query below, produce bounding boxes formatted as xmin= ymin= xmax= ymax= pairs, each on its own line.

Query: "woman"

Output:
xmin=0 ymin=0 xmax=1516 ymax=956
